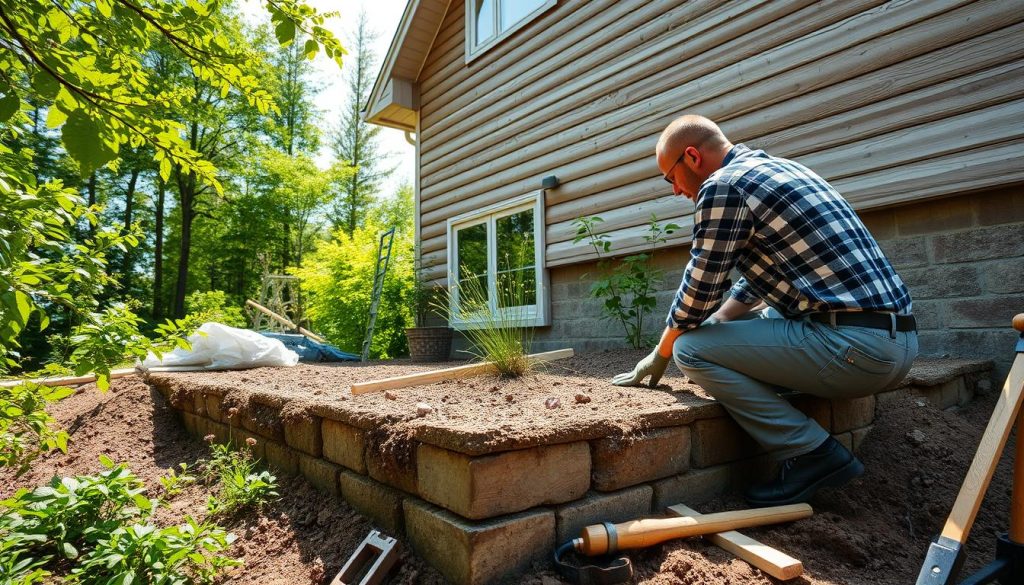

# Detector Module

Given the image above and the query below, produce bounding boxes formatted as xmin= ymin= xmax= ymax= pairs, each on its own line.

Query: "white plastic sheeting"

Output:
xmin=141 ymin=322 xmax=299 ymax=370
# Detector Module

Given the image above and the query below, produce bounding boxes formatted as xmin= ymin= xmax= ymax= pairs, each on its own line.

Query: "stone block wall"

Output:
xmin=454 ymin=187 xmax=1023 ymax=381
xmin=155 ymin=359 xmax=989 ymax=585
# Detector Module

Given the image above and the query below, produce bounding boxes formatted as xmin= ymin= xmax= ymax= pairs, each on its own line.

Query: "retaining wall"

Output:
xmin=150 ymin=358 xmax=990 ymax=585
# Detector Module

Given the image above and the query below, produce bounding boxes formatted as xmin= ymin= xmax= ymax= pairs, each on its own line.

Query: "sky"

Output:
xmin=242 ymin=0 xmax=416 ymax=199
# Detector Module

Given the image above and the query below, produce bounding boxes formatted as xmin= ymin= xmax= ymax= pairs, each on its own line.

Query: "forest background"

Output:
xmin=5 ymin=0 xmax=418 ymax=376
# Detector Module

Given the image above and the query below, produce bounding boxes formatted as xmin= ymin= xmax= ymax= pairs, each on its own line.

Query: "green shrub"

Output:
xmin=572 ymin=214 xmax=680 ymax=349
xmin=71 ymin=517 xmax=238 ymax=584
xmin=0 ymin=456 xmax=237 ymax=584
xmin=203 ymin=441 xmax=278 ymax=518
xmin=0 ymin=382 xmax=73 ymax=475
xmin=184 ymin=290 xmax=248 ymax=329
xmin=293 ymin=186 xmax=416 ymax=358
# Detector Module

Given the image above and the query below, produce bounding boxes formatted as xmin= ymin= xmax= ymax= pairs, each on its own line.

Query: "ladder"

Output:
xmin=361 ymin=227 xmax=396 ymax=361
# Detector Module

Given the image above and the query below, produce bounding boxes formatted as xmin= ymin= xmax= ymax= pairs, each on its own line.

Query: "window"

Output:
xmin=447 ymin=192 xmax=549 ymax=328
xmin=466 ymin=0 xmax=556 ymax=62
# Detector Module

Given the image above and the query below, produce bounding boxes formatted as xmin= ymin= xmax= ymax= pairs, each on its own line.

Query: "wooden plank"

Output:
xmin=940 ymin=351 xmax=1024 ymax=543
xmin=0 ymin=367 xmax=136 ymax=389
xmin=350 ymin=348 xmax=574 ymax=395
xmin=419 ymin=0 xmax=1008 ymax=215
xmin=667 ymin=503 xmax=803 ymax=581
xmin=245 ymin=299 xmax=328 ymax=344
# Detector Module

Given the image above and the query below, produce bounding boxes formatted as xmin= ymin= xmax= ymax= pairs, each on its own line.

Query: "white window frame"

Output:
xmin=446 ymin=192 xmax=549 ymax=330
xmin=464 ymin=0 xmax=557 ymax=64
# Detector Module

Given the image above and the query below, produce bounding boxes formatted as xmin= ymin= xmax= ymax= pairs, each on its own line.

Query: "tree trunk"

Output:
xmin=121 ymin=168 xmax=140 ymax=290
xmin=173 ymin=169 xmax=195 ymax=319
xmin=153 ymin=177 xmax=166 ymax=320
xmin=86 ymin=172 xmax=97 ymax=238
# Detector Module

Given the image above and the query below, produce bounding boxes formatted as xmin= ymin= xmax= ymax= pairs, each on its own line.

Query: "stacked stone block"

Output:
xmin=153 ymin=358 xmax=990 ymax=585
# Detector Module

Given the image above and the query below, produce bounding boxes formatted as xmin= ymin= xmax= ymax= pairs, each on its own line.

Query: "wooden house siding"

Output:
xmin=413 ymin=0 xmax=1024 ymax=283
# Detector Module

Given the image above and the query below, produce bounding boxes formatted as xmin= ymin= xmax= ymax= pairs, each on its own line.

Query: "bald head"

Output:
xmin=656 ymin=115 xmax=734 ymax=200
xmin=656 ymin=115 xmax=730 ymax=160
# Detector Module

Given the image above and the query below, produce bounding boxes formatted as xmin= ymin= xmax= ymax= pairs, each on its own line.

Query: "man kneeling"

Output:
xmin=614 ymin=115 xmax=918 ymax=506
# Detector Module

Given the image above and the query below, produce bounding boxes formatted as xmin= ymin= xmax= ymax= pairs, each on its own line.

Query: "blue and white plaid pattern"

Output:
xmin=667 ymin=144 xmax=912 ymax=331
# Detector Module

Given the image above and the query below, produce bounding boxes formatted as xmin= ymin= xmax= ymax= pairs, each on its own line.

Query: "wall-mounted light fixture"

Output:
xmin=541 ymin=175 xmax=560 ymax=189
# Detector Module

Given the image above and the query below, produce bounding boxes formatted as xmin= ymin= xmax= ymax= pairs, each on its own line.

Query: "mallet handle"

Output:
xmin=579 ymin=504 xmax=812 ymax=555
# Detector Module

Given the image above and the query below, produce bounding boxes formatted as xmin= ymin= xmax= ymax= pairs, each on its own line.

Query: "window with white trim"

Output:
xmin=446 ymin=193 xmax=549 ymax=329
xmin=466 ymin=0 xmax=556 ymax=62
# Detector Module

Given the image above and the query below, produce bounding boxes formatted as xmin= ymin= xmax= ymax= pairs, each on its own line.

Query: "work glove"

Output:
xmin=612 ymin=349 xmax=670 ymax=388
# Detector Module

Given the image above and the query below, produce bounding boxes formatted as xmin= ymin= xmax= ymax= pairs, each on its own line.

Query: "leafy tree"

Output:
xmin=294 ymin=184 xmax=414 ymax=358
xmin=331 ymin=9 xmax=393 ymax=234
xmin=0 ymin=0 xmax=345 ymax=469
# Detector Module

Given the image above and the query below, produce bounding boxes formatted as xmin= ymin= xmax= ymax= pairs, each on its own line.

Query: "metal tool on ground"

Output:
xmin=330 ymin=530 xmax=400 ymax=585
xmin=350 ymin=348 xmax=574 ymax=394
xmin=916 ymin=313 xmax=1024 ymax=585
xmin=554 ymin=503 xmax=813 ymax=584
xmin=245 ymin=299 xmax=327 ymax=344
xmin=361 ymin=227 xmax=395 ymax=362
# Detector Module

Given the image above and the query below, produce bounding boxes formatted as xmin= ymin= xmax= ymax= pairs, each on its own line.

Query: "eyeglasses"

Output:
xmin=663 ymin=150 xmax=687 ymax=184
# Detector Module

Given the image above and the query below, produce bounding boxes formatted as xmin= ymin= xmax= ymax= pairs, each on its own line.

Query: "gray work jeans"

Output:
xmin=672 ymin=308 xmax=919 ymax=460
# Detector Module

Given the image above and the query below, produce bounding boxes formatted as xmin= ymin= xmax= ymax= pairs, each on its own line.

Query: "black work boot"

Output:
xmin=744 ymin=437 xmax=864 ymax=507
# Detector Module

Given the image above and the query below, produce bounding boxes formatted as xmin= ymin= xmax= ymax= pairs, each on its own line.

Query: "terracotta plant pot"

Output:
xmin=405 ymin=326 xmax=453 ymax=362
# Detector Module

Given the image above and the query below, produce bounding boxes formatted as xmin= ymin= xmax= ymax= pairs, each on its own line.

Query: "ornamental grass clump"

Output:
xmin=436 ymin=256 xmax=536 ymax=378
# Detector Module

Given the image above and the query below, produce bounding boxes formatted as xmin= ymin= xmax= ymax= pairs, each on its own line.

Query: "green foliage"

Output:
xmin=185 ymin=290 xmax=247 ymax=328
xmin=202 ymin=441 xmax=278 ymax=518
xmin=0 ymin=382 xmax=73 ymax=476
xmin=158 ymin=463 xmax=196 ymax=500
xmin=435 ymin=266 xmax=535 ymax=377
xmin=294 ymin=185 xmax=415 ymax=358
xmin=0 ymin=0 xmax=343 ymax=190
xmin=71 ymin=517 xmax=238 ymax=584
xmin=0 ymin=456 xmax=238 ymax=584
xmin=573 ymin=214 xmax=680 ymax=349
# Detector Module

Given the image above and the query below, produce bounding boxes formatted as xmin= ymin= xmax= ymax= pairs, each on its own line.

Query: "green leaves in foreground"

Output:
xmin=0 ymin=382 xmax=73 ymax=475
xmin=0 ymin=458 xmax=239 ymax=584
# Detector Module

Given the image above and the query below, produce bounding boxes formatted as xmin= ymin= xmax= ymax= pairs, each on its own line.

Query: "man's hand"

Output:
xmin=612 ymin=349 xmax=670 ymax=388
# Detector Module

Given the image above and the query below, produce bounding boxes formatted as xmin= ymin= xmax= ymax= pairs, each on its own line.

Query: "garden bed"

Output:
xmin=142 ymin=349 xmax=993 ymax=584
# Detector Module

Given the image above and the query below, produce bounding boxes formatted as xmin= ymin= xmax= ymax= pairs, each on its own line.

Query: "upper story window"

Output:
xmin=446 ymin=192 xmax=549 ymax=329
xmin=466 ymin=0 xmax=556 ymax=62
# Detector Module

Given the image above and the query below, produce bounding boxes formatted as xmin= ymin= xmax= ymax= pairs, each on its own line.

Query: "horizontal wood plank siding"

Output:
xmin=412 ymin=0 xmax=1024 ymax=281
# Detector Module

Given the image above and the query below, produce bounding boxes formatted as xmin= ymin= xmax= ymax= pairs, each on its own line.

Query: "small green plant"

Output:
xmin=572 ymin=214 xmax=680 ymax=348
xmin=71 ymin=517 xmax=239 ymax=584
xmin=0 ymin=382 xmax=74 ymax=475
xmin=159 ymin=463 xmax=197 ymax=500
xmin=434 ymin=250 xmax=536 ymax=377
xmin=202 ymin=440 xmax=279 ymax=517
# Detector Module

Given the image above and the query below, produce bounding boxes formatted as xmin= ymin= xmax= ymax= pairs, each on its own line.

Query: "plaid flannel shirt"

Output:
xmin=667 ymin=144 xmax=912 ymax=331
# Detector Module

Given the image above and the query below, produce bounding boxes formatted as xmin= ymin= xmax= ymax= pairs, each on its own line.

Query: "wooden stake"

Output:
xmin=667 ymin=503 xmax=804 ymax=580
xmin=245 ymin=299 xmax=327 ymax=344
xmin=350 ymin=348 xmax=574 ymax=395
xmin=939 ymin=316 xmax=1024 ymax=545
xmin=0 ymin=367 xmax=137 ymax=389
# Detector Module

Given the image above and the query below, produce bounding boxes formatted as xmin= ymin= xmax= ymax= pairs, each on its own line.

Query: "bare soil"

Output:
xmin=1 ymin=352 xmax=1012 ymax=585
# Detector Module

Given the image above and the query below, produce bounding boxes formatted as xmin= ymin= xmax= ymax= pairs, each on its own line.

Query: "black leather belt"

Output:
xmin=809 ymin=311 xmax=917 ymax=332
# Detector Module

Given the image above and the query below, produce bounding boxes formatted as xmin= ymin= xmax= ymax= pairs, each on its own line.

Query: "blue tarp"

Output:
xmin=257 ymin=332 xmax=359 ymax=362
